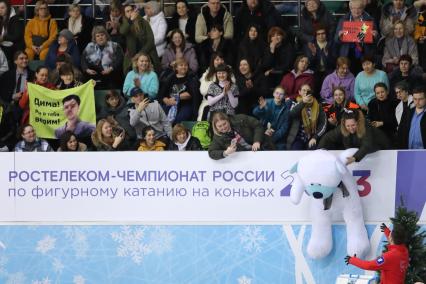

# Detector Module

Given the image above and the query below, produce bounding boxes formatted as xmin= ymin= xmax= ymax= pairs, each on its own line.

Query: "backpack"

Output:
xmin=191 ymin=121 xmax=211 ymax=149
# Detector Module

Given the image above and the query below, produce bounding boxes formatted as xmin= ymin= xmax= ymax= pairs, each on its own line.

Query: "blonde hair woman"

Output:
xmin=123 ymin=52 xmax=159 ymax=100
xmin=91 ymin=118 xmax=128 ymax=151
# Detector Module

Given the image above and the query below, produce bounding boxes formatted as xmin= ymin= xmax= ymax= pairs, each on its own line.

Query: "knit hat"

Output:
xmin=59 ymin=29 xmax=74 ymax=41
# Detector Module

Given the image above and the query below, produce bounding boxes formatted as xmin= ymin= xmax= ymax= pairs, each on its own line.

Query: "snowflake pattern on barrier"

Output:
xmin=0 ymin=256 xmax=8 ymax=276
xmin=111 ymin=226 xmax=151 ymax=264
xmin=6 ymin=272 xmax=26 ymax=284
xmin=239 ymin=226 xmax=266 ymax=253
xmin=0 ymin=225 xmax=422 ymax=283
xmin=36 ymin=236 xmax=56 ymax=255
xmin=52 ymin=258 xmax=64 ymax=273
xmin=73 ymin=275 xmax=86 ymax=284
xmin=32 ymin=277 xmax=51 ymax=284
xmin=238 ymin=275 xmax=252 ymax=284
xmin=148 ymin=226 xmax=174 ymax=255
xmin=63 ymin=227 xmax=89 ymax=259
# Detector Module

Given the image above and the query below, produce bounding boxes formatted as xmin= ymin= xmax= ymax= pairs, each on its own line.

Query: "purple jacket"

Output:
xmin=161 ymin=42 xmax=199 ymax=73
xmin=320 ymin=71 xmax=355 ymax=104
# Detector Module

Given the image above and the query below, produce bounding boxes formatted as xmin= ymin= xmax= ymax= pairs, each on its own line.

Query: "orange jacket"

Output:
xmin=24 ymin=15 xmax=58 ymax=50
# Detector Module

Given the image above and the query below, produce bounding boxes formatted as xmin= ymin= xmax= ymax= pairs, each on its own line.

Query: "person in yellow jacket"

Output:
xmin=138 ymin=126 xmax=167 ymax=151
xmin=414 ymin=5 xmax=426 ymax=70
xmin=24 ymin=0 xmax=58 ymax=60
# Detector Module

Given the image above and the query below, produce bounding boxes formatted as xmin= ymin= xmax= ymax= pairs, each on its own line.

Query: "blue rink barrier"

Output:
xmin=0 ymin=224 xmax=424 ymax=284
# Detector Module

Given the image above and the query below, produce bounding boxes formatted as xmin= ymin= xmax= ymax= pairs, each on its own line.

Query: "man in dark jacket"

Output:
xmin=0 ymin=51 xmax=34 ymax=105
xmin=388 ymin=55 xmax=425 ymax=99
xmin=397 ymin=87 xmax=426 ymax=149
xmin=234 ymin=0 xmax=284 ymax=42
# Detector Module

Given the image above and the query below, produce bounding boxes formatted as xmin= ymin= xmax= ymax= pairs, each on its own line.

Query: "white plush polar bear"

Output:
xmin=290 ymin=149 xmax=370 ymax=259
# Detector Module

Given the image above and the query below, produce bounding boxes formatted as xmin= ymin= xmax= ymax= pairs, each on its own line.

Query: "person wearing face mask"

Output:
xmin=382 ymin=21 xmax=418 ymax=73
xmin=318 ymin=109 xmax=390 ymax=164
xmin=167 ymin=0 xmax=197 ymax=44
xmin=81 ymin=25 xmax=124 ymax=90
xmin=168 ymin=123 xmax=202 ymax=151
xmin=321 ymin=57 xmax=355 ymax=104
xmin=286 ymin=83 xmax=327 ymax=150
xmin=368 ymin=82 xmax=399 ymax=141
xmin=206 ymin=63 xmax=239 ymax=117
xmin=252 ymin=86 xmax=291 ymax=150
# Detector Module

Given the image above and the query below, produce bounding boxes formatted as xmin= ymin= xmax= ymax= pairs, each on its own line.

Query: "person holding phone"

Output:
xmin=91 ymin=118 xmax=128 ymax=151
xmin=286 ymin=84 xmax=327 ymax=150
xmin=208 ymin=112 xmax=266 ymax=160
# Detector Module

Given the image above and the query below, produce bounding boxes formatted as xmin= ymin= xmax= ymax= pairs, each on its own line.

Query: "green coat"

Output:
xmin=119 ymin=16 xmax=160 ymax=74
xmin=208 ymin=114 xmax=264 ymax=160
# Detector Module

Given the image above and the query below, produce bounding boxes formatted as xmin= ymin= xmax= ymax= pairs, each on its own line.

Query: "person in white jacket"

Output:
xmin=144 ymin=1 xmax=167 ymax=57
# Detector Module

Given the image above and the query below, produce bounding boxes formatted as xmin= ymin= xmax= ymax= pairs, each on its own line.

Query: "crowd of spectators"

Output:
xmin=0 ymin=0 xmax=425 ymax=159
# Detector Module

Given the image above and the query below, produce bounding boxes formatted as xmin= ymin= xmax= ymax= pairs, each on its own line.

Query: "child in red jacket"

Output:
xmin=345 ymin=223 xmax=409 ymax=284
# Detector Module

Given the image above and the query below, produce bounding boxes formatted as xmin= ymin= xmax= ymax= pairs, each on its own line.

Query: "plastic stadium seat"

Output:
xmin=28 ymin=60 xmax=46 ymax=72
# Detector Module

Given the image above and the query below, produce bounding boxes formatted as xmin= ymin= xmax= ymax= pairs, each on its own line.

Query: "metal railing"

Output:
xmin=16 ymin=0 xmax=349 ymax=29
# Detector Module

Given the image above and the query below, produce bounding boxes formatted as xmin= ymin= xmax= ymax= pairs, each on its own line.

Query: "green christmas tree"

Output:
xmin=381 ymin=204 xmax=426 ymax=283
